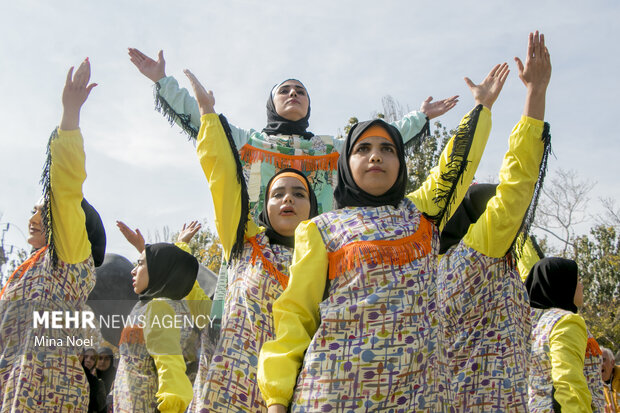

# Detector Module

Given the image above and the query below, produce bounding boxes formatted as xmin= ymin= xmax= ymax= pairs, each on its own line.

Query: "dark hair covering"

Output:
xmin=438 ymin=184 xmax=498 ymax=254
xmin=257 ymin=168 xmax=319 ymax=248
xmin=81 ymin=198 xmax=106 ymax=267
xmin=96 ymin=347 xmax=116 ymax=395
xmin=525 ymin=257 xmax=579 ymax=313
xmin=262 ymin=79 xmax=314 ymax=139
xmin=139 ymin=243 xmax=198 ymax=301
xmin=334 ymin=119 xmax=407 ymax=209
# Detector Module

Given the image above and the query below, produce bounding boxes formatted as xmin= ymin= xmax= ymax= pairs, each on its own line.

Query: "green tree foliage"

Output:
xmin=573 ymin=225 xmax=620 ymax=349
xmin=533 ymin=169 xmax=620 ymax=350
xmin=170 ymin=221 xmax=222 ymax=274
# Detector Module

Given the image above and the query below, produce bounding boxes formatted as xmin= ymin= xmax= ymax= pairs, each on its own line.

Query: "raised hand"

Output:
xmin=116 ymin=220 xmax=146 ymax=253
xmin=420 ymin=95 xmax=459 ymax=120
xmin=515 ymin=31 xmax=551 ymax=91
xmin=464 ymin=63 xmax=510 ymax=111
xmin=128 ymin=48 xmax=166 ymax=83
xmin=515 ymin=31 xmax=551 ymax=120
xmin=177 ymin=221 xmax=202 ymax=244
xmin=60 ymin=58 xmax=97 ymax=130
xmin=184 ymin=69 xmax=215 ymax=115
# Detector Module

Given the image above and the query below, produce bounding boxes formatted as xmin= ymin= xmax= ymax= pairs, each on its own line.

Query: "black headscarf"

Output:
xmin=334 ymin=119 xmax=407 ymax=209
xmin=525 ymin=257 xmax=579 ymax=313
xmin=96 ymin=347 xmax=116 ymax=395
xmin=81 ymin=198 xmax=106 ymax=267
xmin=139 ymin=243 xmax=198 ymax=301
xmin=262 ymin=79 xmax=314 ymax=139
xmin=257 ymin=168 xmax=319 ymax=248
xmin=439 ymin=183 xmax=498 ymax=254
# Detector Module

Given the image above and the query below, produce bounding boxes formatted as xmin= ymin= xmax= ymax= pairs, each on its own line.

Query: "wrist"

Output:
xmin=199 ymin=105 xmax=216 ymax=116
xmin=151 ymin=72 xmax=166 ymax=83
xmin=60 ymin=109 xmax=80 ymax=130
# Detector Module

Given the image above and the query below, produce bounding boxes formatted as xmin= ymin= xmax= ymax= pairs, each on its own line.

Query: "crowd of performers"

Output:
xmin=0 ymin=31 xmax=611 ymax=412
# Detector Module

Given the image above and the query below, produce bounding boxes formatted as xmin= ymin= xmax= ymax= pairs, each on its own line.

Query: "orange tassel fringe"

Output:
xmin=247 ymin=236 xmax=289 ymax=289
xmin=119 ymin=326 xmax=145 ymax=345
xmin=0 ymin=246 xmax=48 ymax=299
xmin=239 ymin=144 xmax=339 ymax=172
xmin=327 ymin=217 xmax=433 ymax=280
xmin=586 ymin=337 xmax=602 ymax=357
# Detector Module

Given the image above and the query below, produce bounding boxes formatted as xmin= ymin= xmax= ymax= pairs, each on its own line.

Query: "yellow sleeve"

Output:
xmin=408 ymin=106 xmax=492 ymax=230
xmin=50 ymin=128 xmax=90 ymax=263
xmin=184 ymin=280 xmax=212 ymax=321
xmin=517 ymin=235 xmax=543 ymax=282
xmin=258 ymin=221 xmax=328 ymax=407
xmin=549 ymin=313 xmax=593 ymax=413
xmin=144 ymin=300 xmax=194 ymax=413
xmin=196 ymin=114 xmax=259 ymax=262
xmin=174 ymin=241 xmax=191 ymax=254
xmin=462 ymin=116 xmax=545 ymax=258
xmin=173 ymin=242 xmax=213 ymax=318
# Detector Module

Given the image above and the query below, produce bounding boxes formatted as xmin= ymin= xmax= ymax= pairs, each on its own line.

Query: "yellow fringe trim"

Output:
xmin=247 ymin=236 xmax=289 ymax=289
xmin=239 ymin=144 xmax=339 ymax=172
xmin=327 ymin=217 xmax=433 ymax=280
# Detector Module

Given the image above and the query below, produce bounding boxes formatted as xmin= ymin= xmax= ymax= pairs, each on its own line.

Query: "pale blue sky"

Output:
xmin=1 ymin=0 xmax=619 ymax=276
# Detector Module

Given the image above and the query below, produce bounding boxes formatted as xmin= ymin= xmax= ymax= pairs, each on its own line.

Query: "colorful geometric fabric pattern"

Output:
xmin=291 ymin=199 xmax=453 ymax=412
xmin=438 ymin=244 xmax=530 ymax=411
xmin=191 ymin=232 xmax=292 ymax=412
xmin=0 ymin=252 xmax=95 ymax=412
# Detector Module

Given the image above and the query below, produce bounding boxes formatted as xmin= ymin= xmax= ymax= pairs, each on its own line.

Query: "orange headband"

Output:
xmin=357 ymin=124 xmax=394 ymax=144
xmin=268 ymin=172 xmax=309 ymax=194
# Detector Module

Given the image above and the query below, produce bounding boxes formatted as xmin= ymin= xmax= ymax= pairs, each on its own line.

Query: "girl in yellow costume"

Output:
xmin=436 ymin=31 xmax=552 ymax=411
xmin=0 ymin=59 xmax=105 ymax=412
xmin=257 ymin=62 xmax=511 ymax=412
xmin=113 ymin=221 xmax=210 ymax=413
xmin=525 ymin=258 xmax=606 ymax=412
xmin=181 ymin=70 xmax=319 ymax=412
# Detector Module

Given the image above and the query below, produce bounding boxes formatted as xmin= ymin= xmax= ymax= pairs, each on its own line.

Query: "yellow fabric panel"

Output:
xmin=549 ymin=313 xmax=593 ymax=413
xmin=183 ymin=280 xmax=212 ymax=321
xmin=408 ymin=106 xmax=492 ymax=230
xmin=258 ymin=221 xmax=328 ymax=407
xmin=174 ymin=241 xmax=191 ymax=254
xmin=196 ymin=114 xmax=259 ymax=262
xmin=173 ymin=242 xmax=213 ymax=319
xmin=144 ymin=299 xmax=194 ymax=413
xmin=517 ymin=236 xmax=542 ymax=282
xmin=51 ymin=128 xmax=90 ymax=263
xmin=462 ymin=116 xmax=545 ymax=258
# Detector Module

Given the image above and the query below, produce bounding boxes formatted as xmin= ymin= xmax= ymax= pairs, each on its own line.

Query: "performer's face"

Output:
xmin=573 ymin=276 xmax=584 ymax=308
xmin=97 ymin=354 xmax=112 ymax=371
xmin=349 ymin=135 xmax=400 ymax=196
xmin=272 ymin=80 xmax=309 ymax=122
xmin=131 ymin=252 xmax=149 ymax=294
xmin=602 ymin=350 xmax=615 ymax=381
xmin=267 ymin=176 xmax=311 ymax=237
xmin=27 ymin=202 xmax=46 ymax=249
xmin=83 ymin=349 xmax=97 ymax=370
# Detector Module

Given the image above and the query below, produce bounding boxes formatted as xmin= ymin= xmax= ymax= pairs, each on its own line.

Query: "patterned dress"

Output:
xmin=0 ymin=128 xmax=95 ymax=413
xmin=529 ymin=308 xmax=605 ymax=412
xmin=0 ymin=253 xmax=95 ymax=412
xmin=438 ymin=248 xmax=530 ymax=411
xmin=113 ymin=299 xmax=195 ymax=412
xmin=290 ymin=200 xmax=451 ymax=412
xmin=584 ymin=335 xmax=606 ymax=412
xmin=190 ymin=232 xmax=292 ymax=412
